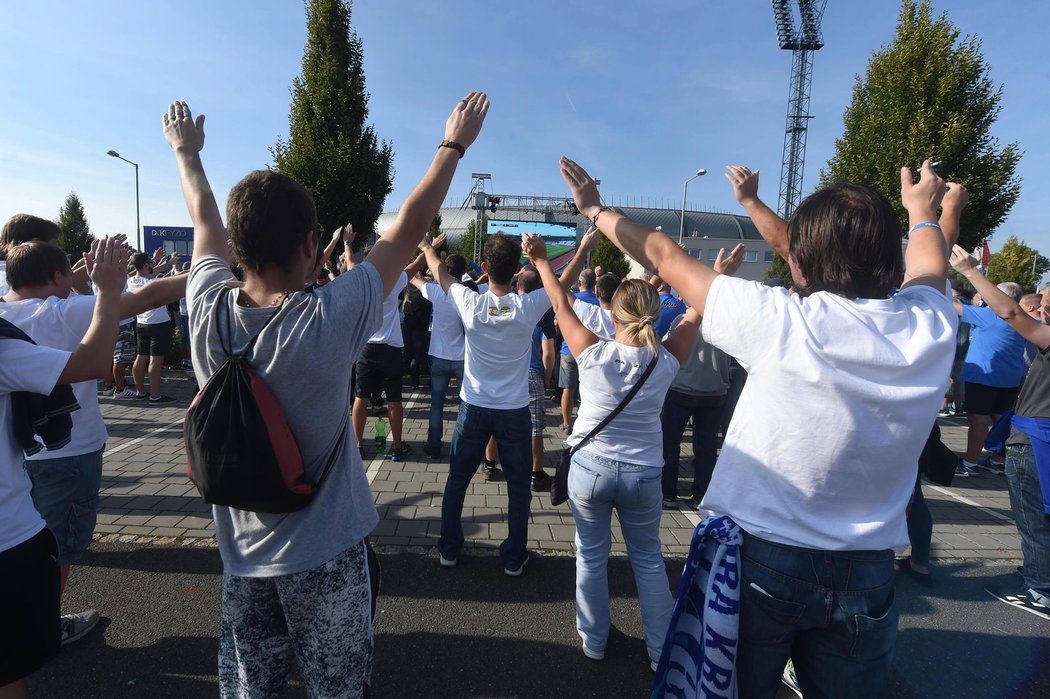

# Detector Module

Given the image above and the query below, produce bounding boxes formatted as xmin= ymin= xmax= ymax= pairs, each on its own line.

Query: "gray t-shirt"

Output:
xmin=187 ymin=255 xmax=382 ymax=577
xmin=1007 ymin=343 xmax=1050 ymax=447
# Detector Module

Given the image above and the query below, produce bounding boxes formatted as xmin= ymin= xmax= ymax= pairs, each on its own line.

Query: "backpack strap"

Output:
xmin=569 ymin=349 xmax=659 ymax=456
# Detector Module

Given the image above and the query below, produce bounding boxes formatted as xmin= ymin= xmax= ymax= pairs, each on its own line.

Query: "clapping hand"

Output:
xmin=725 ymin=165 xmax=760 ymax=206
xmin=579 ymin=226 xmax=600 ymax=254
xmin=163 ymin=101 xmax=206 ymax=153
xmin=949 ymin=244 xmax=979 ymax=274
xmin=445 ymin=92 xmax=490 ymax=152
xmin=85 ymin=237 xmax=131 ymax=296
xmin=559 ymin=158 xmax=601 ymax=217
xmin=900 ymin=160 xmax=947 ymax=220
xmin=521 ymin=233 xmax=548 ymax=261
xmin=713 ymin=244 xmax=746 ymax=276
xmin=941 ymin=182 xmax=969 ymax=212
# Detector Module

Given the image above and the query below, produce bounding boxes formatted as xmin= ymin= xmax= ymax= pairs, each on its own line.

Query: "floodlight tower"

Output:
xmin=772 ymin=0 xmax=827 ymax=218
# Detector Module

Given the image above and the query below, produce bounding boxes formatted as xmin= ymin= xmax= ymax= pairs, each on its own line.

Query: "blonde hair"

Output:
xmin=611 ymin=279 xmax=661 ymax=352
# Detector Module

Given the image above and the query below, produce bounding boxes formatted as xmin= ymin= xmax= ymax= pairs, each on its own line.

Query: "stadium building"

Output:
xmin=376 ymin=199 xmax=775 ymax=282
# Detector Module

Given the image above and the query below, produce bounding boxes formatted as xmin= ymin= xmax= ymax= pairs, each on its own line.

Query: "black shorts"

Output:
xmin=136 ymin=320 xmax=173 ymax=357
xmin=0 ymin=527 xmax=61 ymax=685
xmin=963 ymin=382 xmax=1021 ymax=416
xmin=354 ymin=343 xmax=403 ymax=402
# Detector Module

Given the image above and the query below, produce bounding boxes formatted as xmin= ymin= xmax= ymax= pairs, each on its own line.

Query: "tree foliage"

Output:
xmin=591 ymin=232 xmax=630 ymax=279
xmin=454 ymin=218 xmax=488 ymax=263
xmin=821 ymin=0 xmax=1022 ymax=250
xmin=271 ymin=0 xmax=393 ymax=252
xmin=57 ymin=191 xmax=95 ymax=258
xmin=986 ymin=236 xmax=1049 ymax=293
xmin=764 ymin=253 xmax=793 ymax=286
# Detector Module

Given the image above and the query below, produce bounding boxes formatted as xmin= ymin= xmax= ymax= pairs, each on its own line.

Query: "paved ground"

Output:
xmin=21 ymin=371 xmax=1047 ymax=697
xmin=93 ymin=373 xmax=1023 ymax=565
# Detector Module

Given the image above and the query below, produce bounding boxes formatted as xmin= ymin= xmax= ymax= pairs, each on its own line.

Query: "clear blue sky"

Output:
xmin=1 ymin=1 xmax=1046 ymax=259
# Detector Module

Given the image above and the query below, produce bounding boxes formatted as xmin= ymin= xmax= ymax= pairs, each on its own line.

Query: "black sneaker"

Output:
xmin=148 ymin=394 xmax=175 ymax=404
xmin=531 ymin=471 xmax=552 ymax=492
xmin=423 ymin=445 xmax=442 ymax=459
xmin=662 ymin=497 xmax=678 ymax=510
xmin=986 ymin=583 xmax=1050 ymax=621
xmin=386 ymin=444 xmax=412 ymax=462
xmin=482 ymin=459 xmax=497 ymax=481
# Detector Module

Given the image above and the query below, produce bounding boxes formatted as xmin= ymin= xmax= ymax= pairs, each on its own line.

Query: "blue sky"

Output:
xmin=1 ymin=1 xmax=1046 ymax=259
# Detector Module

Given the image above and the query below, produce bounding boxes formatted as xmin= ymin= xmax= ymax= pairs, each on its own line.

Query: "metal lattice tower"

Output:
xmin=772 ymin=0 xmax=827 ymax=219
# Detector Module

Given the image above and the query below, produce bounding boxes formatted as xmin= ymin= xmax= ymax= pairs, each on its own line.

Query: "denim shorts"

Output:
xmin=25 ymin=447 xmax=104 ymax=565
xmin=558 ymin=354 xmax=579 ymax=389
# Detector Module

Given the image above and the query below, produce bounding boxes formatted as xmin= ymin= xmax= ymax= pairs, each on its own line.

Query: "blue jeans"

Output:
xmin=737 ymin=533 xmax=898 ymax=699
xmin=906 ymin=469 xmax=932 ymax=567
xmin=426 ymin=357 xmax=464 ymax=449
xmin=660 ymin=389 xmax=725 ymax=500
xmin=439 ymin=402 xmax=532 ymax=569
xmin=1005 ymin=444 xmax=1050 ymax=596
xmin=568 ymin=449 xmax=673 ymax=662
xmin=25 ymin=447 xmax=104 ymax=565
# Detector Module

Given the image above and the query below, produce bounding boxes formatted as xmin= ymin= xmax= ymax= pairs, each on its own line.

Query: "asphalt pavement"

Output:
xmin=26 ymin=543 xmax=1050 ymax=698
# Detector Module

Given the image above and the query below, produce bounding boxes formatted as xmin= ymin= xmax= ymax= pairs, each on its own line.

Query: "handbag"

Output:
xmin=550 ymin=352 xmax=659 ymax=506
xmin=920 ymin=423 xmax=956 ymax=487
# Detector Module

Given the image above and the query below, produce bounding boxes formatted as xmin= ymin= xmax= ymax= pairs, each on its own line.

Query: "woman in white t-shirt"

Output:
xmin=524 ymin=234 xmax=705 ymax=669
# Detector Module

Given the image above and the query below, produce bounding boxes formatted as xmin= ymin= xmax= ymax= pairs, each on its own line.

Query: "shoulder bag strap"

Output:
xmin=570 ymin=350 xmax=659 ymax=455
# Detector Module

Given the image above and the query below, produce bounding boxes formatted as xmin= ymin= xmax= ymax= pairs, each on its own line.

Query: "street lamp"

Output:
xmin=678 ymin=168 xmax=707 ymax=243
xmin=107 ymin=150 xmax=141 ymax=251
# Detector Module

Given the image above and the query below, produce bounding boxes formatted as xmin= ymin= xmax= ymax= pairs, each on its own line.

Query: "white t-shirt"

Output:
xmin=448 ymin=285 xmax=552 ymax=409
xmin=699 ymin=276 xmax=957 ymax=552
xmin=574 ymin=298 xmax=615 ymax=340
xmin=0 ymin=295 xmax=107 ymax=458
xmin=568 ymin=342 xmax=680 ymax=466
xmin=0 ymin=260 xmax=8 ymax=297
xmin=367 ymin=272 xmax=408 ymax=348
xmin=0 ymin=339 xmax=69 ymax=552
xmin=126 ymin=275 xmax=170 ymax=324
xmin=420 ymin=282 xmax=465 ymax=361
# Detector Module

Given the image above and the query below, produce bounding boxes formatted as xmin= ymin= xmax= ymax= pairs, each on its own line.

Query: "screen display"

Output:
xmin=487 ymin=220 xmax=578 ymax=259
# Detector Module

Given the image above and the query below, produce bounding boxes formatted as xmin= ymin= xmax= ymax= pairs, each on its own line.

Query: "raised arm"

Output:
xmin=661 ymin=245 xmax=744 ymax=364
xmin=417 ymin=234 xmax=454 ymax=293
xmin=725 ymin=166 xmax=788 ymax=258
xmin=558 ymin=226 xmax=599 ymax=292
xmin=951 ymin=245 xmax=1050 ymax=349
xmin=119 ymin=273 xmax=188 ymax=319
xmin=522 ymin=233 xmax=598 ymax=357
xmin=405 ymin=232 xmax=446 ymax=281
xmin=58 ymin=238 xmax=130 ymax=384
xmin=899 ymin=161 xmax=951 ymax=291
xmin=163 ymin=101 xmax=228 ymax=263
xmin=366 ymin=92 xmax=488 ymax=296
xmin=560 ymin=157 xmax=721 ymax=316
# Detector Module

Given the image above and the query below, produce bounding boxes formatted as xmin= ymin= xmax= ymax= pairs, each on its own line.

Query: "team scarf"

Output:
xmin=651 ymin=515 xmax=742 ymax=699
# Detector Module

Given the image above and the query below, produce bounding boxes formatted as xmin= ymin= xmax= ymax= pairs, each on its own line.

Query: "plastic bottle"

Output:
xmin=374 ymin=417 xmax=387 ymax=455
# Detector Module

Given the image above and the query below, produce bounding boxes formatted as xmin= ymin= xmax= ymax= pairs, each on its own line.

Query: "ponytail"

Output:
xmin=611 ymin=279 xmax=662 ymax=353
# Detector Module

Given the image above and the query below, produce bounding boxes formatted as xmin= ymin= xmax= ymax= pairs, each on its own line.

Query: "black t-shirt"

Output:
xmin=1007 ymin=343 xmax=1050 ymax=446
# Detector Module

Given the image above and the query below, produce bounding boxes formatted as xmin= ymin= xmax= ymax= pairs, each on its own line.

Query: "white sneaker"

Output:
xmin=439 ymin=553 xmax=457 ymax=568
xmin=97 ymin=386 xmax=114 ymax=397
xmin=60 ymin=609 xmax=100 ymax=645
xmin=112 ymin=388 xmax=139 ymax=399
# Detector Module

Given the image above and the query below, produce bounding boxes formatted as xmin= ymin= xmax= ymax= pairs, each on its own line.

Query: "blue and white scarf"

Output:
xmin=651 ymin=515 xmax=742 ymax=699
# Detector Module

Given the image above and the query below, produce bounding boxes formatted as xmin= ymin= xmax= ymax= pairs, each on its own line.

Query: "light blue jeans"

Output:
xmin=568 ymin=449 xmax=672 ymax=662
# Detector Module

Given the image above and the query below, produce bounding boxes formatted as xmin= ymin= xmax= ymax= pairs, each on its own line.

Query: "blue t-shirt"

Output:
xmin=530 ymin=309 xmax=557 ymax=373
xmin=960 ymin=305 xmax=1027 ymax=388
xmin=561 ymin=291 xmax=599 ymax=355
xmin=655 ymin=292 xmax=686 ymax=338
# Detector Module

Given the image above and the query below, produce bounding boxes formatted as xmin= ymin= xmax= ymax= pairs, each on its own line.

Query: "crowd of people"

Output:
xmin=1 ymin=91 xmax=1047 ymax=699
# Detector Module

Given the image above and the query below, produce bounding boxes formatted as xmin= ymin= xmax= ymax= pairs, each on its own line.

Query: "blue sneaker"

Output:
xmin=955 ymin=460 xmax=980 ymax=477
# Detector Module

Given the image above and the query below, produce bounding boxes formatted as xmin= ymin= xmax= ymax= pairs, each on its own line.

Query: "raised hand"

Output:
xmin=445 ymin=92 xmax=490 ymax=151
xmin=559 ymin=157 xmax=601 ymax=216
xmin=713 ymin=243 xmax=746 ymax=276
xmin=949 ymin=244 xmax=979 ymax=274
xmin=725 ymin=165 xmax=760 ymax=206
xmin=579 ymin=226 xmax=600 ymax=254
xmin=163 ymin=101 xmax=206 ymax=153
xmin=431 ymin=232 xmax=448 ymax=249
xmin=86 ymin=237 xmax=131 ymax=296
xmin=900 ymin=159 xmax=947 ymax=221
xmin=941 ymin=182 xmax=969 ymax=212
xmin=521 ymin=233 xmax=548 ymax=261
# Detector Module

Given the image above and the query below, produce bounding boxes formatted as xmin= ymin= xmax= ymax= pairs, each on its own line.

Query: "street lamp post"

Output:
xmin=678 ymin=168 xmax=707 ymax=244
xmin=107 ymin=150 xmax=141 ymax=251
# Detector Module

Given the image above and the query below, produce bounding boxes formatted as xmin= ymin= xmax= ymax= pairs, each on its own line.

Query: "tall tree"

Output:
xmin=271 ymin=0 xmax=393 ymax=252
xmin=986 ymin=236 xmax=1048 ymax=293
xmin=455 ymin=218 xmax=488 ymax=263
xmin=56 ymin=191 xmax=95 ymax=258
xmin=591 ymin=232 xmax=630 ymax=279
xmin=821 ymin=0 xmax=1021 ymax=250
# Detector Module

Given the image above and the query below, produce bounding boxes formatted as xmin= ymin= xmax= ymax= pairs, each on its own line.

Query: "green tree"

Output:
xmin=56 ymin=191 xmax=95 ymax=258
xmin=986 ymin=236 xmax=1049 ymax=292
xmin=271 ymin=0 xmax=393 ymax=253
xmin=764 ymin=254 xmax=792 ymax=285
xmin=591 ymin=232 xmax=630 ymax=279
xmin=821 ymin=0 xmax=1022 ymax=250
xmin=455 ymin=218 xmax=488 ymax=262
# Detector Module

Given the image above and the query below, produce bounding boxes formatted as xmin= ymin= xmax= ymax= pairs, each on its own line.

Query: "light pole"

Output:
xmin=107 ymin=150 xmax=141 ymax=251
xmin=678 ymin=168 xmax=707 ymax=244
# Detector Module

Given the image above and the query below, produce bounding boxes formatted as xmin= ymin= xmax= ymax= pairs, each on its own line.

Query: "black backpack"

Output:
xmin=184 ymin=289 xmax=346 ymax=513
